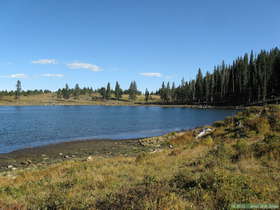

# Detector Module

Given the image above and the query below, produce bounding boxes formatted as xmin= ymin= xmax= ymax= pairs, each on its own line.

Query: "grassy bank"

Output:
xmin=0 ymin=93 xmax=244 ymax=109
xmin=0 ymin=93 xmax=160 ymax=106
xmin=0 ymin=106 xmax=279 ymax=209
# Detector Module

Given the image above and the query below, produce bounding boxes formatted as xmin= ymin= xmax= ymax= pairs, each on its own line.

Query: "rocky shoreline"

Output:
xmin=0 ymin=131 xmax=188 ymax=173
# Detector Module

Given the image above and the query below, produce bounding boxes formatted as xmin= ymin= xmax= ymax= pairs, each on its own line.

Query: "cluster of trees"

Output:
xmin=97 ymin=81 xmax=140 ymax=101
xmin=0 ymin=80 xmax=142 ymax=101
xmin=55 ymin=81 xmax=141 ymax=101
xmin=57 ymin=84 xmax=94 ymax=99
xmin=159 ymin=47 xmax=280 ymax=106
xmin=0 ymin=80 xmax=52 ymax=99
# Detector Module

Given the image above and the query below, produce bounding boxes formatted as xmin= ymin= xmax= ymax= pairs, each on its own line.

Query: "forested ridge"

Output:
xmin=159 ymin=47 xmax=280 ymax=106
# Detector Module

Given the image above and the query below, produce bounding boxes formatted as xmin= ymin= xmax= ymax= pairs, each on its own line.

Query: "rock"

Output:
xmin=196 ymin=128 xmax=213 ymax=139
xmin=41 ymin=154 xmax=47 ymax=157
xmin=150 ymin=149 xmax=162 ymax=153
xmin=237 ymin=121 xmax=243 ymax=128
xmin=7 ymin=165 xmax=13 ymax=169
xmin=21 ymin=159 xmax=32 ymax=165
xmin=59 ymin=153 xmax=63 ymax=156
xmin=169 ymin=144 xmax=173 ymax=149
xmin=87 ymin=156 xmax=93 ymax=161
xmin=64 ymin=155 xmax=70 ymax=159
xmin=12 ymin=167 xmax=17 ymax=171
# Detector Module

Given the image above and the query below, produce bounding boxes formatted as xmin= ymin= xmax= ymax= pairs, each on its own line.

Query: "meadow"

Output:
xmin=0 ymin=93 xmax=160 ymax=106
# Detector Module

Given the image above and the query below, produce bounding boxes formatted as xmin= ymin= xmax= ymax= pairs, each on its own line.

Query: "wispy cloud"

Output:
xmin=32 ymin=59 xmax=57 ymax=64
xmin=41 ymin=73 xmax=64 ymax=78
xmin=139 ymin=72 xmax=162 ymax=77
xmin=67 ymin=62 xmax=102 ymax=72
xmin=0 ymin=74 xmax=28 ymax=79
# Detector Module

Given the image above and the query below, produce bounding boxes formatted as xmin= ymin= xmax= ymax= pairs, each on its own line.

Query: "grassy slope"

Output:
xmin=0 ymin=106 xmax=279 ymax=209
xmin=0 ymin=93 xmax=161 ymax=106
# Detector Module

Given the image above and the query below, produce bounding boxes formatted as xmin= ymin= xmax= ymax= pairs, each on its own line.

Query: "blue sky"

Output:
xmin=0 ymin=0 xmax=279 ymax=92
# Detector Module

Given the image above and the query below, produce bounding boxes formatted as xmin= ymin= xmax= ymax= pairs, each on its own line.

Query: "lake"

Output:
xmin=0 ymin=106 xmax=237 ymax=153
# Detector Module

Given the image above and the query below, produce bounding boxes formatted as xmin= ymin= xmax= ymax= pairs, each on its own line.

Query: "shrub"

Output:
xmin=95 ymin=179 xmax=188 ymax=210
xmin=233 ymin=139 xmax=251 ymax=160
xmin=135 ymin=152 xmax=149 ymax=164
xmin=267 ymin=108 xmax=280 ymax=131
xmin=170 ymin=170 xmax=264 ymax=210
xmin=244 ymin=114 xmax=271 ymax=136
xmin=256 ymin=118 xmax=271 ymax=135
xmin=210 ymin=143 xmax=235 ymax=161
xmin=170 ymin=131 xmax=194 ymax=145
xmin=253 ymin=134 xmax=280 ymax=159
xmin=168 ymin=148 xmax=182 ymax=156
xmin=202 ymin=136 xmax=214 ymax=146
xmin=213 ymin=120 xmax=225 ymax=127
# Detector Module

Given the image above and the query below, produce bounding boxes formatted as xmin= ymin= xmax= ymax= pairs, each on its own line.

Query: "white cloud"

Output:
xmin=41 ymin=73 xmax=64 ymax=78
xmin=67 ymin=62 xmax=102 ymax=72
xmin=0 ymin=74 xmax=28 ymax=79
xmin=32 ymin=59 xmax=57 ymax=64
xmin=139 ymin=72 xmax=162 ymax=77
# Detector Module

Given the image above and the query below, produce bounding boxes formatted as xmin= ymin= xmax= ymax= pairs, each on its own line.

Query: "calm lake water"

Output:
xmin=0 ymin=106 xmax=237 ymax=153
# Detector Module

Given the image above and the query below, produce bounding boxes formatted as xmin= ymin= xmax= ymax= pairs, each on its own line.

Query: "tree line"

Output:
xmin=0 ymin=80 xmax=143 ymax=101
xmin=159 ymin=47 xmax=280 ymax=106
xmin=1 ymin=47 xmax=279 ymax=105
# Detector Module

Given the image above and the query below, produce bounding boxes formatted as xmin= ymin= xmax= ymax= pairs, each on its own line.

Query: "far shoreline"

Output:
xmin=0 ymin=102 xmax=245 ymax=110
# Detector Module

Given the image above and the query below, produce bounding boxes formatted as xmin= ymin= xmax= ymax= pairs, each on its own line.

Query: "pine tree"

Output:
xmin=99 ymin=87 xmax=106 ymax=99
xmin=114 ymin=81 xmax=122 ymax=100
xmin=74 ymin=84 xmax=80 ymax=99
xmin=195 ymin=69 xmax=203 ymax=102
xmin=128 ymin=81 xmax=138 ymax=101
xmin=145 ymin=88 xmax=150 ymax=102
xmin=62 ymin=84 xmax=70 ymax=99
xmin=105 ymin=83 xmax=111 ymax=99
xmin=171 ymin=82 xmax=176 ymax=103
xmin=15 ymin=80 xmax=22 ymax=99
xmin=57 ymin=89 xmax=62 ymax=99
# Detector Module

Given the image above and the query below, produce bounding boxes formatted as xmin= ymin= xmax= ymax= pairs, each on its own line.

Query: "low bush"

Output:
xmin=135 ymin=152 xmax=150 ymax=164
xmin=253 ymin=134 xmax=280 ymax=159
xmin=201 ymin=136 xmax=214 ymax=146
xmin=96 ymin=177 xmax=188 ymax=210
xmin=170 ymin=170 xmax=271 ymax=210
xmin=233 ymin=139 xmax=251 ymax=160
xmin=213 ymin=120 xmax=225 ymax=127
xmin=170 ymin=131 xmax=194 ymax=145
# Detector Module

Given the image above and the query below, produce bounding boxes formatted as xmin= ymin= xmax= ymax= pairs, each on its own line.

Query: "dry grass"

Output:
xmin=0 ymin=93 xmax=161 ymax=106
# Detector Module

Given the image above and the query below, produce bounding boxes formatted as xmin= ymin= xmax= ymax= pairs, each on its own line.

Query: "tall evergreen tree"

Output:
xmin=99 ymin=87 xmax=106 ymax=99
xmin=105 ymin=82 xmax=111 ymax=99
xmin=74 ymin=84 xmax=80 ymax=99
xmin=62 ymin=84 xmax=70 ymax=99
xmin=128 ymin=81 xmax=138 ymax=101
xmin=195 ymin=68 xmax=203 ymax=102
xmin=15 ymin=80 xmax=22 ymax=99
xmin=114 ymin=81 xmax=122 ymax=100
xmin=145 ymin=88 xmax=150 ymax=102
